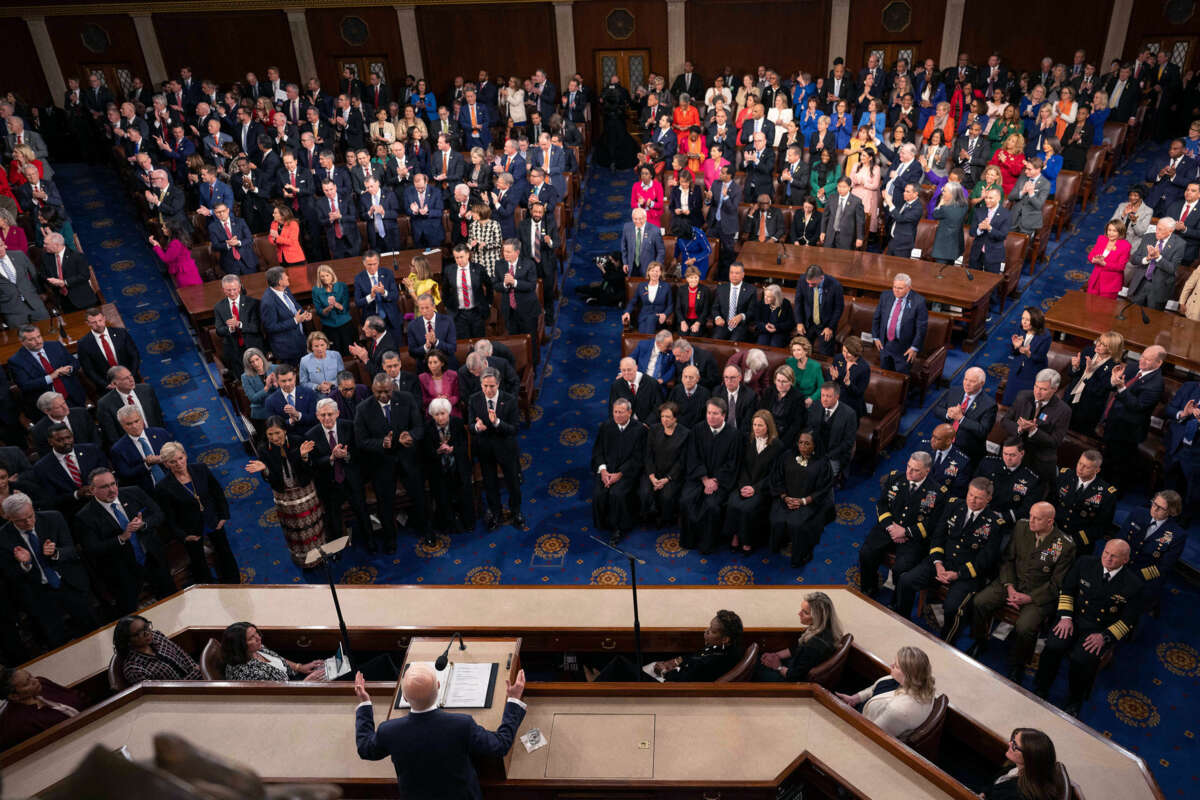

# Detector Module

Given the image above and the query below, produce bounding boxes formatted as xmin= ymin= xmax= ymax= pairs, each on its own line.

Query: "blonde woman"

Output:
xmin=837 ymin=646 xmax=937 ymax=738
xmin=757 ymin=591 xmax=842 ymax=680
xmin=724 ymin=409 xmax=783 ymax=553
xmin=403 ymin=254 xmax=441 ymax=307
xmin=311 ymin=263 xmax=354 ymax=354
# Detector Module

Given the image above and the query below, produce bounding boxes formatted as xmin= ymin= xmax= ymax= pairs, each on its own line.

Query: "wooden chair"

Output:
xmin=902 ymin=693 xmax=949 ymax=761
xmin=199 ymin=638 xmax=224 ymax=680
xmin=190 ymin=245 xmax=219 ymax=283
xmin=1053 ymin=171 xmax=1082 ymax=237
xmin=807 ymin=633 xmax=853 ymax=690
xmin=1030 ymin=199 xmax=1058 ymax=267
xmin=913 ymin=218 xmax=937 ymax=259
xmin=1100 ymin=122 xmax=1127 ymax=180
xmin=1078 ymin=146 xmax=1108 ymax=213
xmin=716 ymin=642 xmax=760 ymax=682
xmin=998 ymin=232 xmax=1030 ymax=310
xmin=252 ymin=234 xmax=278 ymax=269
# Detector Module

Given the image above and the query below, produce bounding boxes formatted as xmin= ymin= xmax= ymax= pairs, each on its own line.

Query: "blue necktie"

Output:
xmin=24 ymin=530 xmax=61 ymax=588
xmin=139 ymin=436 xmax=166 ymax=484
xmin=111 ymin=501 xmax=144 ymax=565
xmin=282 ymin=291 xmax=298 ymax=315
xmin=382 ymin=403 xmax=391 ymax=423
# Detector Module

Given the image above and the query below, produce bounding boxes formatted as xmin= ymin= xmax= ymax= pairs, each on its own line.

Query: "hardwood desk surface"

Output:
xmin=19 ymin=586 xmax=1159 ymax=800
xmin=0 ymin=304 xmax=124 ymax=364
xmin=175 ymin=250 xmax=443 ymax=326
xmin=391 ymin=637 xmax=520 ymax=731
xmin=1045 ymin=290 xmax=1200 ymax=371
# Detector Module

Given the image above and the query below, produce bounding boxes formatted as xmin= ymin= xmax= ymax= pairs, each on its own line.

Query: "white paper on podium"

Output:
xmin=442 ymin=662 xmax=494 ymax=707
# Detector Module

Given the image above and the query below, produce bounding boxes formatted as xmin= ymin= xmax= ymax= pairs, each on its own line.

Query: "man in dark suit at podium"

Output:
xmin=354 ymin=664 xmax=526 ymax=800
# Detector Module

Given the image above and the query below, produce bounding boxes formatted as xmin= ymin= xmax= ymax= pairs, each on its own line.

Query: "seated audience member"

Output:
xmin=0 ymin=242 xmax=50 ymax=328
xmin=828 ymin=337 xmax=870 ymax=420
xmin=672 ymin=338 xmax=721 ymax=390
xmin=113 ymin=615 xmax=202 ymax=685
xmin=932 ymin=367 xmax=996 ymax=466
xmin=1033 ymin=539 xmax=1141 ymax=716
xmin=714 ymin=363 xmax=758 ymax=431
xmin=973 ymin=438 xmax=1041 ymax=524
xmin=666 ymin=364 xmax=709 ymax=427
xmin=757 ymin=591 xmax=841 ymax=681
xmin=609 ymin=356 xmax=661 ymax=423
xmin=623 ymin=261 xmax=672 ymax=333
xmin=0 ymin=666 xmax=85 ymax=750
xmin=680 ymin=398 xmax=741 ymax=554
xmin=755 ymin=284 xmax=794 ymax=348
xmin=808 ymin=381 xmax=856 ymax=479
xmin=1001 ymin=369 xmax=1071 ymax=490
xmin=299 ymin=331 xmax=344 ymax=395
xmin=38 ymin=232 xmax=99 ymax=312
xmin=924 ymin=422 xmax=972 ymax=495
xmin=157 ymin=441 xmax=240 ymax=585
xmin=639 ymin=401 xmax=691 ymax=526
xmin=473 ymin=339 xmax=520 ymax=396
xmin=1051 ymin=450 xmax=1116 ymax=555
xmin=858 ymin=452 xmax=948 ymax=598
xmin=769 ymin=430 xmax=834 ymax=565
xmin=725 ymin=410 xmax=785 ymax=553
xmin=675 ymin=265 xmax=713 ymax=335
xmin=591 ymin=398 xmax=647 ymax=545
xmin=631 ymin=329 xmax=676 ymax=386
xmin=835 ymin=646 xmax=937 ymax=738
xmin=871 ymin=274 xmax=928 ymax=374
xmin=1116 ymin=490 xmax=1186 ymax=607
xmin=31 ymin=391 xmax=100 ymax=456
xmin=894 ymin=477 xmax=1007 ymax=639
xmin=221 ymin=621 xmax=325 ymax=682
xmin=710 ymin=263 xmax=755 ymax=342
xmin=969 ymin=502 xmax=1075 ymax=683
xmin=982 ymin=728 xmax=1066 ymax=800
xmin=1063 ymin=332 xmax=1122 ymax=435
xmin=586 ymin=610 xmax=744 ymax=682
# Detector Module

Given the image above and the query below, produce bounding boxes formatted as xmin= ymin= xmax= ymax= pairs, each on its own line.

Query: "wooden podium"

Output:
xmin=387 ymin=636 xmax=522 ymax=726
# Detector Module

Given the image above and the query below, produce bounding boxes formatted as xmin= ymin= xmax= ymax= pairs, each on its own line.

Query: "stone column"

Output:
xmin=553 ymin=1 xmax=577 ymax=84
xmin=394 ymin=5 xmax=425 ymax=81
xmin=939 ymin=0 xmax=966 ymax=70
xmin=286 ymin=9 xmax=318 ymax=82
xmin=666 ymin=0 xmax=686 ymax=82
xmin=828 ymin=0 xmax=849 ymax=71
xmin=130 ymin=14 xmax=168 ymax=87
xmin=1102 ymin=0 xmax=1135 ymax=67
xmin=25 ymin=16 xmax=66 ymax=100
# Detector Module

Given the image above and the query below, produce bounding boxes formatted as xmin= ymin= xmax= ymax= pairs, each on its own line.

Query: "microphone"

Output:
xmin=1115 ymin=298 xmax=1135 ymax=320
xmin=935 ymin=261 xmax=951 ymax=279
xmin=963 ymin=266 xmax=974 ymax=281
xmin=434 ymin=632 xmax=466 ymax=670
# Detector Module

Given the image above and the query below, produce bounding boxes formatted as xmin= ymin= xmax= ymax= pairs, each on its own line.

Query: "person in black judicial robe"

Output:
xmin=591 ymin=401 xmax=648 ymax=544
xmin=74 ymin=471 xmax=175 ymax=616
xmin=595 ymin=79 xmax=638 ymax=171
xmin=760 ymin=374 xmax=807 ymax=450
xmin=639 ymin=403 xmax=691 ymax=526
xmin=807 ymin=383 xmax=857 ymax=478
xmin=422 ymin=403 xmax=475 ymax=534
xmin=353 ymin=377 xmax=428 ymax=551
xmin=931 ymin=367 xmax=998 ymax=466
xmin=665 ymin=368 xmax=710 ymax=429
xmin=609 ymin=359 xmax=662 ymax=424
xmin=0 ymin=501 xmax=98 ymax=648
xmin=769 ymin=432 xmax=834 ymax=566
xmin=724 ymin=412 xmax=785 ymax=553
xmin=467 ymin=373 xmax=524 ymax=529
xmin=680 ymin=398 xmax=742 ymax=554
xmin=75 ymin=317 xmax=142 ymax=390
xmin=304 ymin=403 xmax=373 ymax=547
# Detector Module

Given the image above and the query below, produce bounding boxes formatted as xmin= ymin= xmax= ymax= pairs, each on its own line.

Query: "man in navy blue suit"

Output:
xmin=7 ymin=325 xmax=86 ymax=411
xmin=406 ymin=295 xmax=457 ymax=371
xmin=404 ymin=173 xmax=445 ymax=249
xmin=1145 ymin=139 xmax=1196 ymax=216
xmin=260 ymin=267 xmax=312 ymax=365
xmin=968 ymin=188 xmax=1011 ymax=275
xmin=360 ymin=176 xmax=403 ymax=252
xmin=109 ymin=405 xmax=171 ymax=493
xmin=208 ymin=204 xmax=258 ymax=275
xmin=793 ymin=265 xmax=844 ymax=356
xmin=871 ymin=274 xmax=928 ymax=374
xmin=490 ymin=173 xmax=519 ymax=239
xmin=195 ymin=165 xmax=234 ymax=216
xmin=885 ymin=183 xmax=924 ymax=258
xmin=316 ymin=179 xmax=361 ymax=259
xmin=33 ymin=425 xmax=110 ymax=516
xmin=458 ymin=88 xmax=490 ymax=149
xmin=884 ymin=142 xmax=923 ymax=210
xmin=264 ymin=364 xmax=319 ymax=430
xmin=705 ymin=164 xmax=742 ymax=280
xmin=353 ymin=251 xmax=404 ymax=335
xmin=631 ymin=331 xmax=677 ymax=385
xmin=620 ymin=208 xmax=665 ymax=277
xmin=354 ymin=664 xmax=526 ymax=800
xmin=1163 ymin=380 xmax=1200 ymax=516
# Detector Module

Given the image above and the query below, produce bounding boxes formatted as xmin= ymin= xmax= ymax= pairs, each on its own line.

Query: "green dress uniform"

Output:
xmin=858 ymin=471 xmax=949 ymax=596
xmin=1050 ymin=468 xmax=1117 ymax=555
xmin=973 ymin=456 xmax=1041 ymax=523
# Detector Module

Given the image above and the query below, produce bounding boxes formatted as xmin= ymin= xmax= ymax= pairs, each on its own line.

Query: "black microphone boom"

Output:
xmin=1115 ymin=298 xmax=1135 ymax=320
xmin=434 ymin=632 xmax=467 ymax=670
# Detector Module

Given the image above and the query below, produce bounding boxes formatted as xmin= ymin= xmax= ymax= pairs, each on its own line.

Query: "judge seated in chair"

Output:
xmin=584 ymin=609 xmax=744 ymax=682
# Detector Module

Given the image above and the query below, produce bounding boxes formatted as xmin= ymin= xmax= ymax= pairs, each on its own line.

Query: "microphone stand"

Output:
xmin=306 ymin=537 xmax=355 ymax=670
xmin=590 ymin=535 xmax=646 ymax=680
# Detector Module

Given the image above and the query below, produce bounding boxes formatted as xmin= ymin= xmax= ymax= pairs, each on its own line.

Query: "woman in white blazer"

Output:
xmin=836 ymin=646 xmax=936 ymax=738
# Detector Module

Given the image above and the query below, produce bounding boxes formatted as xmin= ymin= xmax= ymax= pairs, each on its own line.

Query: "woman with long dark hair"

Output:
xmin=245 ymin=416 xmax=326 ymax=567
xmin=981 ymin=728 xmax=1065 ymax=800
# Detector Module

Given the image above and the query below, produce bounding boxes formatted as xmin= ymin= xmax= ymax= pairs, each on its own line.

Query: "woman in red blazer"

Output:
xmin=1085 ymin=220 xmax=1132 ymax=299
xmin=269 ymin=203 xmax=306 ymax=266
xmin=0 ymin=667 xmax=85 ymax=750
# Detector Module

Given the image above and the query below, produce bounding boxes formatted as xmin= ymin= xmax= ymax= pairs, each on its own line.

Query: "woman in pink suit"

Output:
xmin=630 ymin=165 xmax=665 ymax=227
xmin=419 ymin=350 xmax=461 ymax=417
xmin=1085 ymin=220 xmax=1131 ymax=299
xmin=148 ymin=219 xmax=202 ymax=287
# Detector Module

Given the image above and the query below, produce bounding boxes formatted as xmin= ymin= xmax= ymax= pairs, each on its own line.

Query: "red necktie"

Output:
xmin=507 ymin=263 xmax=517 ymax=308
xmin=426 ymin=319 xmax=433 ymax=335
xmin=333 ymin=198 xmax=343 ymax=238
xmin=290 ymin=173 xmax=298 ymax=210
xmin=100 ymin=333 xmax=117 ymax=367
xmin=460 ymin=203 xmax=468 ymax=237
xmin=886 ymin=298 xmax=903 ymax=341
xmin=55 ymin=254 xmax=66 ymax=295
xmin=460 ymin=268 xmax=471 ymax=309
xmin=231 ymin=301 xmax=244 ymax=346
xmin=64 ymin=453 xmax=81 ymax=486
xmin=37 ymin=351 xmax=68 ymax=396
xmin=1183 ymin=204 xmax=1192 ymax=223
xmin=126 ymin=394 xmax=136 ymax=406
xmin=1102 ymin=372 xmax=1142 ymax=422
xmin=374 ymin=87 xmax=380 ymax=106
xmin=953 ymin=396 xmax=969 ymax=431
xmin=225 ymin=221 xmax=241 ymax=261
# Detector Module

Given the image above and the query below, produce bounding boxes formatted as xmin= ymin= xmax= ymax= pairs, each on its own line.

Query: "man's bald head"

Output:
xmin=402 ymin=663 xmax=440 ymax=711
xmin=1100 ymin=538 xmax=1131 ymax=571
xmin=1028 ymin=502 xmax=1056 ymax=533
xmin=930 ymin=423 xmax=955 ymax=451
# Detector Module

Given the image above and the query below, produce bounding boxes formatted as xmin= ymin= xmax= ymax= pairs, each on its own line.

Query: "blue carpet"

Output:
xmin=59 ymin=149 xmax=1198 ymax=796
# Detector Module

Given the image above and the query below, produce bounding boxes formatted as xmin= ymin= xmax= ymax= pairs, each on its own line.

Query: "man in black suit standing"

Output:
xmin=316 ymin=178 xmax=361 ymax=260
xmin=213 ymin=275 xmax=264 ymax=371
xmin=97 ymin=366 xmax=165 ymax=445
xmin=871 ymin=273 xmax=928 ymax=374
xmin=0 ymin=492 xmax=98 ymax=647
xmin=953 ymin=119 xmax=989 ymax=187
xmin=592 ymin=398 xmax=647 ymax=545
xmin=1100 ymin=346 xmax=1165 ymax=490
xmin=705 ymin=164 xmax=741 ymax=279
xmin=742 ymin=132 xmax=775 ymax=207
xmin=710 ymin=263 xmax=755 ymax=342
xmin=354 ymin=375 xmax=426 ymax=552
xmin=495 ymin=239 xmax=541 ymax=336
xmin=884 ymin=183 xmax=924 ymax=257
xmin=932 ymin=367 xmax=998 ymax=466
xmin=671 ymin=62 xmax=704 ymax=100
xmin=808 ymin=382 xmax=856 ymax=478
xmin=518 ymin=200 xmax=560 ymax=324
xmin=76 ymin=308 xmax=141 ymax=390
xmin=820 ymin=178 xmax=865 ymax=250
xmin=354 ymin=663 xmax=526 ymax=800
xmin=74 ymin=468 xmax=174 ymax=615
xmin=443 ymin=244 xmax=491 ymax=339
xmin=32 ymin=392 xmax=100 ymax=456
xmin=33 ymin=424 xmax=110 ymax=516
xmin=1002 ymin=368 xmax=1073 ymax=489
xmin=306 ymin=398 xmax=374 ymax=550
xmin=943 ymin=53 xmax=976 ymax=89
xmin=1163 ymin=181 xmax=1200 ymax=264
xmin=38 ymin=233 xmax=98 ymax=313
xmin=468 ymin=369 xmax=524 ymax=530
xmin=793 ymin=265 xmax=844 ymax=356
xmin=1106 ymin=64 xmax=1139 ymax=125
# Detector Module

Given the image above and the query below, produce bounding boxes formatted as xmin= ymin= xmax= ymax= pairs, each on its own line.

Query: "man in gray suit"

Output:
xmin=1128 ymin=217 xmax=1184 ymax=310
xmin=620 ymin=207 xmax=665 ymax=277
xmin=0 ymin=240 xmax=49 ymax=326
xmin=6 ymin=117 xmax=47 ymax=161
xmin=820 ymin=177 xmax=865 ymax=250
xmin=1007 ymin=157 xmax=1051 ymax=236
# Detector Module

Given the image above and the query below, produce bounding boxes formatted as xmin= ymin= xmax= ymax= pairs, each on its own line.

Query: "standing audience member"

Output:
xmin=156 ymin=441 xmax=239 ymax=584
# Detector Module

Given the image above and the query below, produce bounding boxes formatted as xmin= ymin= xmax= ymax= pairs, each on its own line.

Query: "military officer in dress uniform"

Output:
xmin=1051 ymin=450 xmax=1117 ymax=555
xmin=1033 ymin=538 xmax=1142 ymax=716
xmin=925 ymin=423 xmax=972 ymax=496
xmin=893 ymin=477 xmax=1007 ymax=640
xmin=974 ymin=438 xmax=1041 ymax=524
xmin=968 ymin=501 xmax=1076 ymax=683
xmin=858 ymin=452 xmax=949 ymax=597
xmin=1115 ymin=490 xmax=1187 ymax=608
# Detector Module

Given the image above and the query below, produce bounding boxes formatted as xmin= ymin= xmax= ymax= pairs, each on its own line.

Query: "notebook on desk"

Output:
xmin=394 ymin=661 xmax=499 ymax=710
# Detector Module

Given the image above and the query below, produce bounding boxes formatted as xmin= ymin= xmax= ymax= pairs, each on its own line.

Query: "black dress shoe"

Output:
xmin=511 ymin=512 xmax=527 ymax=528
xmin=383 ymin=538 xmax=397 ymax=554
xmin=420 ymin=534 xmax=438 ymax=548
xmin=484 ymin=513 xmax=500 ymax=532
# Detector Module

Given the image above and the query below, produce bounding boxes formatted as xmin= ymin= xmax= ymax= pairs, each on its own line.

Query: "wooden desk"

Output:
xmin=390 ymin=636 xmax=520 ymax=732
xmin=736 ymin=242 xmax=1001 ymax=348
xmin=0 ymin=304 xmax=124 ymax=364
xmin=175 ymin=250 xmax=443 ymax=328
xmin=1044 ymin=290 xmax=1200 ymax=371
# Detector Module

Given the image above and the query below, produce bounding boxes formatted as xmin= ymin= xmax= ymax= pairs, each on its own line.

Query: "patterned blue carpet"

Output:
xmin=59 ymin=147 xmax=1199 ymax=796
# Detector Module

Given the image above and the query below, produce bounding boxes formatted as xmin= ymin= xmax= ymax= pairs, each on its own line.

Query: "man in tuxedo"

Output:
xmin=207 ymin=204 xmax=258 ymax=276
xmin=75 ymin=468 xmax=173 ymax=615
xmin=443 ymin=244 xmax=490 ymax=339
xmin=1128 ymin=218 xmax=1184 ymax=310
xmin=348 ymin=316 xmax=399 ymax=378
xmin=519 ymin=200 xmax=560 ymax=323
xmin=360 ymin=176 xmax=403 ymax=252
xmin=260 ymin=267 xmax=312 ymax=365
xmin=1100 ymin=345 xmax=1165 ymax=489
xmin=705 ymin=164 xmax=741 ymax=277
xmin=109 ymin=405 xmax=170 ymax=493
xmin=264 ymin=364 xmax=319 ymax=431
xmin=672 ymin=338 xmax=721 ymax=390
xmin=808 ymin=381 xmax=857 ymax=477
xmin=404 ymin=173 xmax=446 ymax=249
xmin=969 ymin=188 xmax=1011 ymax=277
xmin=353 ymin=662 xmax=526 ymax=799
xmin=32 ymin=392 xmax=100 ymax=456
xmin=354 ymin=375 xmax=427 ymax=552
xmin=407 ymin=295 xmax=458 ymax=371
xmin=871 ymin=274 xmax=928 ymax=374
xmin=76 ymin=308 xmax=140 ymax=389
xmin=592 ymin=398 xmax=647 ymax=545
xmin=744 ymin=194 xmax=785 ymax=243
xmin=315 ymin=179 xmax=361 ymax=259
xmin=793 ymin=265 xmax=844 ymax=356
xmin=1146 ymin=139 xmax=1196 ymax=215
xmin=468 ymin=369 xmax=524 ymax=530
xmin=0 ymin=493 xmax=98 ymax=647
xmin=1164 ymin=181 xmax=1200 ymax=263
xmin=1002 ymin=369 xmax=1072 ymax=489
xmin=33 ymin=425 xmax=110 ymax=516
xmin=884 ymin=183 xmax=924 ymax=257
xmin=609 ymin=357 xmax=662 ymax=423
xmin=97 ymin=366 xmax=165 ymax=445
xmin=305 ymin=398 xmax=374 ymax=548
xmin=933 ymin=367 xmax=998 ymax=465
xmin=680 ymin=398 xmax=742 ymax=554
xmin=820 ymin=178 xmax=865 ymax=250
xmin=954 ymin=119 xmax=989 ymax=186
xmin=710 ymin=263 xmax=755 ymax=342
xmin=8 ymin=325 xmax=84 ymax=410
xmin=714 ymin=364 xmax=758 ymax=432
xmin=1008 ymin=158 xmax=1051 ymax=236
xmin=213 ymin=275 xmax=264 ymax=370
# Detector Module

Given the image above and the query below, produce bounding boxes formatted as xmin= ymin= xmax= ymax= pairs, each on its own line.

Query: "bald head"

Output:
xmin=1139 ymin=345 xmax=1165 ymax=372
xmin=1100 ymin=538 xmax=1131 ymax=570
xmin=401 ymin=663 xmax=440 ymax=711
xmin=1028 ymin=502 xmax=1056 ymax=534
xmin=930 ymin=423 xmax=956 ymax=451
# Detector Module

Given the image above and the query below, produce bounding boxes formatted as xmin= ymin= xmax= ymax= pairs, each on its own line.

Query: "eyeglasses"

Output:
xmin=133 ymin=622 xmax=153 ymax=635
xmin=1009 ymin=737 xmax=1022 ymax=753
xmin=1150 ymin=501 xmax=1169 ymax=512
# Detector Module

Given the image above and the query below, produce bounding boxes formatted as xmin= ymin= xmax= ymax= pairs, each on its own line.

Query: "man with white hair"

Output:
xmin=38 ymin=233 xmax=99 ymax=312
xmin=0 ymin=240 xmax=49 ymax=326
xmin=1002 ymin=367 xmax=1072 ymax=488
xmin=870 ymin=273 xmax=928 ymax=374
xmin=14 ymin=164 xmax=64 ymax=218
xmin=1128 ymin=217 xmax=1183 ymax=309
xmin=884 ymin=142 xmax=922 ymax=210
xmin=447 ymin=184 xmax=473 ymax=247
xmin=31 ymin=391 xmax=100 ymax=456
xmin=422 ymin=397 xmax=474 ymax=533
xmin=305 ymin=397 xmax=372 ymax=545
xmin=6 ymin=116 xmax=47 ymax=160
xmin=620 ymin=207 xmax=665 ymax=277
xmin=109 ymin=405 xmax=171 ymax=493
xmin=932 ymin=366 xmax=998 ymax=465
xmin=1100 ymin=344 xmax=1166 ymax=488
xmin=592 ymin=397 xmax=647 ymax=545
xmin=97 ymin=365 xmax=166 ymax=445
xmin=609 ymin=356 xmax=661 ymax=423
xmin=354 ymin=662 xmax=526 ymax=798
xmin=143 ymin=168 xmax=187 ymax=229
